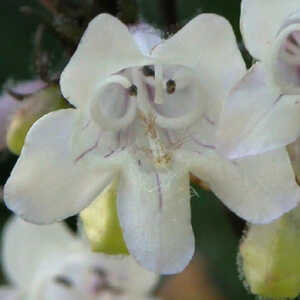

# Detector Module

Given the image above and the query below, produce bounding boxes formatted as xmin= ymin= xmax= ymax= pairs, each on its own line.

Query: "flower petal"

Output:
xmin=152 ymin=14 xmax=246 ymax=104
xmin=217 ymin=63 xmax=300 ymax=158
xmin=241 ymin=0 xmax=300 ymax=60
xmin=179 ymin=148 xmax=299 ymax=224
xmin=4 ymin=109 xmax=115 ymax=224
xmin=147 ymin=65 xmax=207 ymax=130
xmin=129 ymin=23 xmax=162 ymax=55
xmin=2 ymin=217 xmax=78 ymax=289
xmin=117 ymin=161 xmax=194 ymax=274
xmin=60 ymin=14 xmax=150 ymax=109
xmin=87 ymin=254 xmax=159 ymax=294
xmin=0 ymin=288 xmax=21 ymax=300
xmin=269 ymin=11 xmax=300 ymax=94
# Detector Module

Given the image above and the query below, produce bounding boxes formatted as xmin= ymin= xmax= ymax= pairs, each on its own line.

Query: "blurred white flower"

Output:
xmin=216 ymin=0 xmax=300 ymax=158
xmin=0 ymin=217 xmax=159 ymax=300
xmin=4 ymin=13 xmax=300 ymax=275
xmin=0 ymin=80 xmax=45 ymax=151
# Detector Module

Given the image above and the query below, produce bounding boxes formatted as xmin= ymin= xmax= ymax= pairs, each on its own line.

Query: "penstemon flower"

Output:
xmin=217 ymin=0 xmax=300 ymax=158
xmin=0 ymin=217 xmax=158 ymax=300
xmin=4 ymin=13 xmax=300 ymax=274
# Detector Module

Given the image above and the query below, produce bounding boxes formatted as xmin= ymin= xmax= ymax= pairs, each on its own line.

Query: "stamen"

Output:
xmin=128 ymin=84 xmax=138 ymax=96
xmin=142 ymin=65 xmax=155 ymax=77
xmin=54 ymin=275 xmax=73 ymax=288
xmin=166 ymin=79 xmax=176 ymax=94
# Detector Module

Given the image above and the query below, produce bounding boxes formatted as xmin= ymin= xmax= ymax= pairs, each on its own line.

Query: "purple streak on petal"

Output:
xmin=191 ymin=151 xmax=204 ymax=155
xmin=104 ymin=150 xmax=115 ymax=158
xmin=164 ymin=129 xmax=174 ymax=145
xmin=146 ymin=84 xmax=155 ymax=103
xmin=203 ymin=115 xmax=216 ymax=126
xmin=104 ymin=145 xmax=127 ymax=158
xmin=75 ymin=140 xmax=99 ymax=163
xmin=82 ymin=120 xmax=91 ymax=130
xmin=155 ymin=172 xmax=163 ymax=210
xmin=191 ymin=137 xmax=216 ymax=150
xmin=273 ymin=94 xmax=283 ymax=105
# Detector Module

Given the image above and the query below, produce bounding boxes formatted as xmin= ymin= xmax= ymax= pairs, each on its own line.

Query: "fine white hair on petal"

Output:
xmin=129 ymin=22 xmax=162 ymax=55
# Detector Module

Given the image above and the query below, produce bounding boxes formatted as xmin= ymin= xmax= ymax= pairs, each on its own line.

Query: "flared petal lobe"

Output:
xmin=241 ymin=0 xmax=300 ymax=60
xmin=179 ymin=148 xmax=299 ymax=224
xmin=217 ymin=63 xmax=300 ymax=158
xmin=152 ymin=13 xmax=246 ymax=109
xmin=4 ymin=109 xmax=115 ymax=224
xmin=117 ymin=160 xmax=194 ymax=274
xmin=0 ymin=288 xmax=21 ymax=300
xmin=60 ymin=14 xmax=150 ymax=109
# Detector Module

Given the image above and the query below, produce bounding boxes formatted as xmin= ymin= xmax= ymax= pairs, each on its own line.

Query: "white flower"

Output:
xmin=216 ymin=0 xmax=300 ymax=158
xmin=4 ymin=13 xmax=300 ymax=274
xmin=0 ymin=217 xmax=158 ymax=300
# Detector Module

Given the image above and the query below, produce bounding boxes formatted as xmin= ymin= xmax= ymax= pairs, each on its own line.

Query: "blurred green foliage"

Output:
xmin=0 ymin=1 xmax=255 ymax=299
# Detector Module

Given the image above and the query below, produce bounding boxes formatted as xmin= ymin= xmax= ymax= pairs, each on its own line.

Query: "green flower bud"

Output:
xmin=239 ymin=206 xmax=300 ymax=299
xmin=288 ymin=138 xmax=300 ymax=184
xmin=80 ymin=180 xmax=129 ymax=255
xmin=6 ymin=84 xmax=70 ymax=155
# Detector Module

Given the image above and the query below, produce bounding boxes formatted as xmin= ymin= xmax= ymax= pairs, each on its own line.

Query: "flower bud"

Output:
xmin=6 ymin=84 xmax=69 ymax=155
xmin=288 ymin=137 xmax=300 ymax=184
xmin=239 ymin=206 xmax=300 ymax=299
xmin=80 ymin=180 xmax=129 ymax=255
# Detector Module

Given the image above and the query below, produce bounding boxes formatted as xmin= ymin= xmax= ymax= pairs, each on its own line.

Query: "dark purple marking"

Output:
xmin=288 ymin=33 xmax=300 ymax=46
xmin=75 ymin=141 xmax=98 ymax=163
xmin=192 ymin=137 xmax=216 ymax=150
xmin=273 ymin=94 xmax=283 ymax=105
xmin=104 ymin=146 xmax=127 ymax=158
xmin=204 ymin=115 xmax=216 ymax=126
xmin=104 ymin=150 xmax=115 ymax=158
xmin=82 ymin=120 xmax=91 ymax=130
xmin=164 ymin=129 xmax=174 ymax=145
xmin=155 ymin=172 xmax=163 ymax=210
xmin=191 ymin=150 xmax=204 ymax=155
